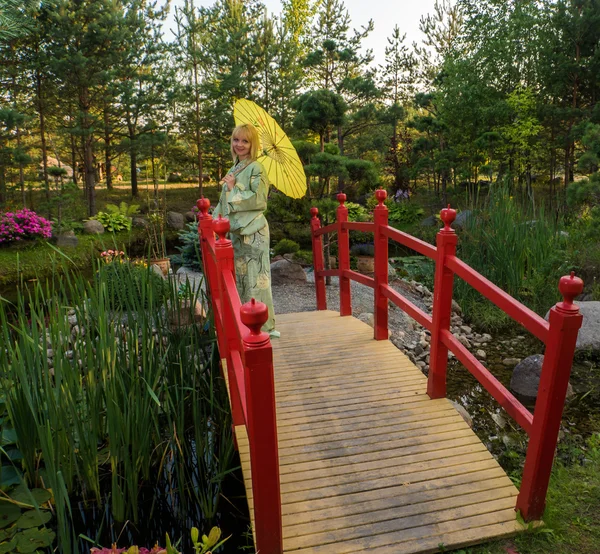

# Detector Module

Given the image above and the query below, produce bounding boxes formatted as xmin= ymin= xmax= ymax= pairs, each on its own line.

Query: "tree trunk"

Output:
xmin=36 ymin=69 xmax=50 ymax=210
xmin=71 ymin=131 xmax=78 ymax=186
xmin=104 ymin=100 xmax=113 ymax=190
xmin=193 ymin=58 xmax=203 ymax=195
xmin=129 ymin=123 xmax=138 ymax=197
xmin=80 ymin=84 xmax=96 ymax=216
xmin=337 ymin=125 xmax=344 ymax=192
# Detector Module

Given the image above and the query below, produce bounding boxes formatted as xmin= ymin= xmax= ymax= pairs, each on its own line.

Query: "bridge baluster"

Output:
xmin=310 ymin=207 xmax=327 ymax=310
xmin=517 ymin=272 xmax=584 ymax=521
xmin=337 ymin=193 xmax=351 ymax=316
xmin=428 ymin=204 xmax=458 ymax=398
xmin=374 ymin=190 xmax=389 ymax=340
xmin=241 ymin=299 xmax=282 ymax=554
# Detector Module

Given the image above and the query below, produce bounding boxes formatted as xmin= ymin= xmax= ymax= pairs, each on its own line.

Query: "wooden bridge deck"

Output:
xmin=233 ymin=310 xmax=525 ymax=553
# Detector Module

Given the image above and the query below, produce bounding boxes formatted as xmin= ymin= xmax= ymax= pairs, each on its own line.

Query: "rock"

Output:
xmin=475 ymin=349 xmax=486 ymax=360
xmin=132 ymin=216 xmax=148 ymax=228
xmin=83 ymin=220 xmax=104 ymax=234
xmin=271 ymin=259 xmax=307 ymax=284
xmin=184 ymin=211 xmax=197 ymax=222
xmin=67 ymin=315 xmax=77 ymax=326
xmin=502 ymin=358 xmax=521 ymax=367
xmin=451 ymin=300 xmax=462 ymax=314
xmin=414 ymin=345 xmax=424 ymax=356
xmin=453 ymin=210 xmax=472 ymax=229
xmin=56 ymin=230 xmax=78 ymax=248
xmin=457 ymin=335 xmax=471 ymax=348
xmin=510 ymin=354 xmax=574 ymax=401
xmin=491 ymin=412 xmax=507 ymax=429
xmin=150 ymin=264 xmax=165 ymax=278
xmin=451 ymin=401 xmax=473 ymax=428
xmin=568 ymin=301 xmax=600 ymax=353
xmin=388 ymin=263 xmax=396 ymax=278
xmin=166 ymin=211 xmax=185 ymax=230
xmin=460 ymin=325 xmax=472 ymax=334
xmin=420 ymin=215 xmax=438 ymax=227
xmin=47 ymin=349 xmax=54 ymax=358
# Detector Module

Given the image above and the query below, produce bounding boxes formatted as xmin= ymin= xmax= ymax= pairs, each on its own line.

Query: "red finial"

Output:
xmin=212 ymin=214 xmax=230 ymax=242
xmin=440 ymin=204 xmax=456 ymax=232
xmin=241 ymin=298 xmax=270 ymax=347
xmin=375 ymin=189 xmax=387 ymax=207
xmin=196 ymin=196 xmax=210 ymax=218
xmin=310 ymin=207 xmax=319 ymax=219
xmin=337 ymin=192 xmax=346 ymax=206
xmin=557 ymin=271 xmax=584 ymax=313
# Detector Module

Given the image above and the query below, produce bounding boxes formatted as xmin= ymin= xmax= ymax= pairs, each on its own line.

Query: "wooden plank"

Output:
xmin=283 ymin=501 xmax=518 ymax=551
xmin=231 ymin=310 xmax=526 ymax=554
xmin=284 ymin=486 xmax=518 ymax=539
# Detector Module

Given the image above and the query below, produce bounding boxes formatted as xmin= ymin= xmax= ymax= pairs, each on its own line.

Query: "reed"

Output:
xmin=456 ymin=186 xmax=571 ymax=327
xmin=0 ymin=261 xmax=235 ymax=552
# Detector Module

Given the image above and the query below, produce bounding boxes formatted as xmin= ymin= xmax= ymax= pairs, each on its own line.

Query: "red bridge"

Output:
xmin=197 ymin=191 xmax=583 ymax=554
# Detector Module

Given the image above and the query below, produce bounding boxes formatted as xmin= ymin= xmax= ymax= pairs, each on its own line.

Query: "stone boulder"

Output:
xmin=185 ymin=211 xmax=197 ymax=223
xmin=56 ymin=230 xmax=78 ymax=248
xmin=420 ymin=215 xmax=438 ymax=227
xmin=545 ymin=301 xmax=600 ymax=354
xmin=510 ymin=354 xmax=573 ymax=401
xmin=132 ymin=216 xmax=148 ymax=228
xmin=166 ymin=211 xmax=185 ymax=230
xmin=453 ymin=210 xmax=472 ymax=229
xmin=271 ymin=259 xmax=307 ymax=284
xmin=83 ymin=220 xmax=104 ymax=234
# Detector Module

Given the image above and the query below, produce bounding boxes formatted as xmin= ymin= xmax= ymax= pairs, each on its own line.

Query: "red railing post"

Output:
xmin=517 ymin=272 xmax=584 ymax=521
xmin=310 ymin=207 xmax=327 ymax=310
xmin=212 ymin=215 xmax=245 ymax=431
xmin=197 ymin=197 xmax=217 ymax=306
xmin=241 ymin=299 xmax=282 ymax=554
xmin=427 ymin=205 xmax=458 ymax=399
xmin=373 ymin=190 xmax=389 ymax=340
xmin=337 ymin=193 xmax=351 ymax=316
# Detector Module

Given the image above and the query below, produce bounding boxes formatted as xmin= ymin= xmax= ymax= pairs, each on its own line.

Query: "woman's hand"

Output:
xmin=223 ymin=174 xmax=236 ymax=190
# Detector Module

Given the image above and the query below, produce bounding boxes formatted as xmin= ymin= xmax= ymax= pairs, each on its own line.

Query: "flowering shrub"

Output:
xmin=0 ymin=208 xmax=52 ymax=244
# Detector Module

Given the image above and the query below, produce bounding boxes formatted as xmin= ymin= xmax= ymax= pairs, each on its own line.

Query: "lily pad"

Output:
xmin=16 ymin=511 xmax=51 ymax=530
xmin=10 ymin=487 xmax=51 ymax=507
xmin=0 ymin=466 xmax=22 ymax=488
xmin=16 ymin=527 xmax=55 ymax=553
xmin=0 ymin=525 xmax=16 ymax=541
xmin=0 ymin=504 xmax=20 ymax=529
xmin=0 ymin=537 xmax=17 ymax=553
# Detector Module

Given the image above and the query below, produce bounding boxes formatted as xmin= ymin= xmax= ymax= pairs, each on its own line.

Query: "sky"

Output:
xmin=164 ymin=0 xmax=439 ymax=65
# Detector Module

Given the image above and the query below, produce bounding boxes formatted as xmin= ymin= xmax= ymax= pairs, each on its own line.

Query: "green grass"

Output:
xmin=447 ymin=434 xmax=600 ymax=554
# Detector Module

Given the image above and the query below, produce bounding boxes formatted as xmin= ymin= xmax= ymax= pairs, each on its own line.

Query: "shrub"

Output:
xmin=93 ymin=202 xmax=140 ymax=232
xmin=273 ymin=238 xmax=300 ymax=256
xmin=350 ymin=243 xmax=374 ymax=257
xmin=0 ymin=208 xmax=52 ymax=244
xmin=172 ymin=219 xmax=202 ymax=271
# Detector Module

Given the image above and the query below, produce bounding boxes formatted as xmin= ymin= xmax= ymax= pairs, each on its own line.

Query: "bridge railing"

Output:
xmin=197 ymin=198 xmax=282 ymax=554
xmin=310 ymin=189 xmax=584 ymax=522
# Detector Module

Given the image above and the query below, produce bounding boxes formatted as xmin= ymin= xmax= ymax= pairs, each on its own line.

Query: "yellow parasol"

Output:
xmin=233 ymin=99 xmax=306 ymax=199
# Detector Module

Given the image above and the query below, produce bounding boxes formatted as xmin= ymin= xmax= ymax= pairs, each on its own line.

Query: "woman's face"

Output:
xmin=232 ymin=134 xmax=251 ymax=159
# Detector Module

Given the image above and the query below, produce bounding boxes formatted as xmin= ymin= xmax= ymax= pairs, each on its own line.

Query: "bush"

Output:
xmin=273 ymin=238 xmax=300 ymax=256
xmin=172 ymin=220 xmax=202 ymax=271
xmin=0 ymin=208 xmax=52 ymax=244
xmin=93 ymin=202 xmax=140 ymax=232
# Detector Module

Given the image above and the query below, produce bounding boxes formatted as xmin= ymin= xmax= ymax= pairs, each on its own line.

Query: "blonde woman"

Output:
xmin=213 ymin=124 xmax=278 ymax=337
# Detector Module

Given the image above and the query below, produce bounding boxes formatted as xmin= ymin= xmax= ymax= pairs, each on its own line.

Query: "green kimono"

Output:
xmin=213 ymin=159 xmax=276 ymax=332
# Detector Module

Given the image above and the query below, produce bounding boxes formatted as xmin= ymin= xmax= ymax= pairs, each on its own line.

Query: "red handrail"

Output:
xmin=197 ymin=198 xmax=282 ymax=554
xmin=310 ymin=190 xmax=584 ymax=522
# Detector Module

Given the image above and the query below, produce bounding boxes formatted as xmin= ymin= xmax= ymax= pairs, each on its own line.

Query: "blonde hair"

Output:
xmin=230 ymin=124 xmax=261 ymax=162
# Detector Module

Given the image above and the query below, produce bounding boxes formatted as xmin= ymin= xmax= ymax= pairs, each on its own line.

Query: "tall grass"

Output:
xmin=0 ymin=262 xmax=235 ymax=552
xmin=456 ymin=186 xmax=572 ymax=328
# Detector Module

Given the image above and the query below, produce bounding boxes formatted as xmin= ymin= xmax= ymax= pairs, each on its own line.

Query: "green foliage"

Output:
xmin=387 ymin=202 xmax=425 ymax=224
xmin=350 ymin=243 xmax=374 ymax=257
xmin=92 ymin=202 xmax=139 ymax=233
xmin=273 ymin=238 xmax=300 ymax=256
xmin=345 ymin=201 xmax=369 ymax=222
xmin=393 ymin=255 xmax=434 ymax=289
xmin=96 ymin=258 xmax=167 ymax=310
xmin=0 ymin=266 xmax=234 ymax=553
xmin=172 ymin=220 xmax=202 ymax=272
xmin=456 ymin=187 xmax=571 ymax=327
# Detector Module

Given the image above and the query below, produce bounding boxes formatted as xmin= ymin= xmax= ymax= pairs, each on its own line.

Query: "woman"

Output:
xmin=213 ymin=124 xmax=279 ymax=337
